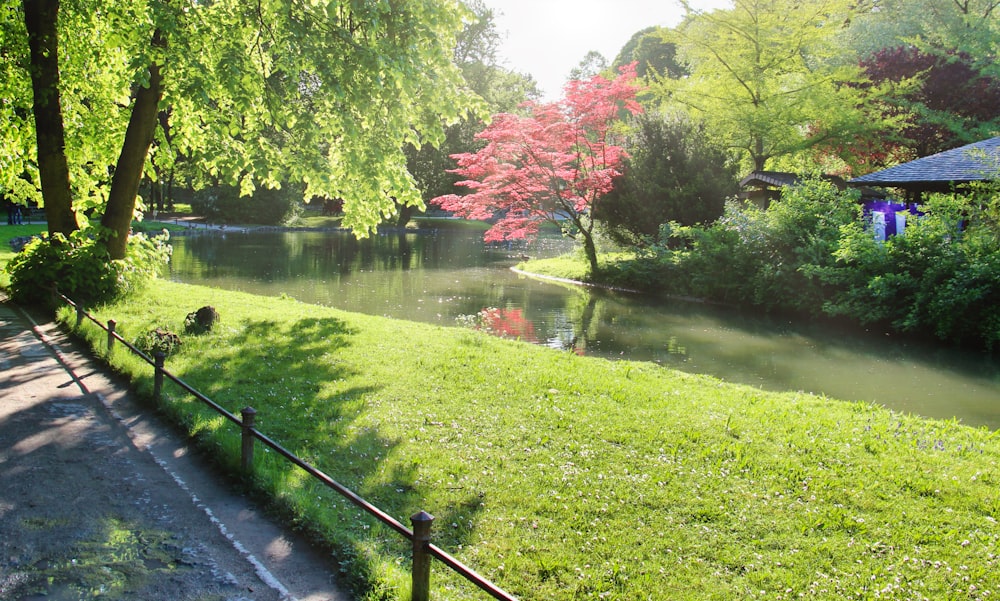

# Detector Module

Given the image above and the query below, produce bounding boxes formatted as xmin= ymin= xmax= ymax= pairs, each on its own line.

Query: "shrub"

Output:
xmin=5 ymin=227 xmax=171 ymax=308
xmin=190 ymin=185 xmax=300 ymax=225
xmin=820 ymin=189 xmax=1000 ymax=348
xmin=662 ymin=177 xmax=860 ymax=311
xmin=134 ymin=327 xmax=182 ymax=357
xmin=654 ymin=178 xmax=1000 ymax=349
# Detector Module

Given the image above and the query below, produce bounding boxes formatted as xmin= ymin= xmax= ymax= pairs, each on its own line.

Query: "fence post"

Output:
xmin=411 ymin=511 xmax=434 ymax=601
xmin=107 ymin=319 xmax=117 ymax=354
xmin=76 ymin=303 xmax=85 ymax=328
xmin=241 ymin=406 xmax=258 ymax=474
xmin=153 ymin=352 xmax=165 ymax=402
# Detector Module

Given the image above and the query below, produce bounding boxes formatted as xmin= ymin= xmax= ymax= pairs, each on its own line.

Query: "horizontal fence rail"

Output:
xmin=58 ymin=293 xmax=517 ymax=601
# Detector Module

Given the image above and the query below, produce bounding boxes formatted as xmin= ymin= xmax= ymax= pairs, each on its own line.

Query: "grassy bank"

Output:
xmin=53 ymin=280 xmax=999 ymax=600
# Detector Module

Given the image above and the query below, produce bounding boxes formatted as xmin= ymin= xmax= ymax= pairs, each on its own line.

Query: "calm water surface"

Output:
xmin=166 ymin=229 xmax=1000 ymax=429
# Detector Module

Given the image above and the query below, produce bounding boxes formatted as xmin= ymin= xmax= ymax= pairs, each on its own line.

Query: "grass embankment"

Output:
xmin=516 ymin=251 xmax=643 ymax=291
xmin=55 ymin=280 xmax=999 ymax=600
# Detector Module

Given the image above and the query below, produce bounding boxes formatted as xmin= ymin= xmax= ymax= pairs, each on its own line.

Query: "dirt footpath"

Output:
xmin=0 ymin=298 xmax=350 ymax=601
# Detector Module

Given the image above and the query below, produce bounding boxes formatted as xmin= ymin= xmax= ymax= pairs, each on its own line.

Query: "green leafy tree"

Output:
xmin=4 ymin=0 xmax=484 ymax=258
xmin=568 ymin=50 xmax=609 ymax=82
xmin=657 ymin=0 xmax=878 ymax=172
xmin=595 ymin=113 xmax=738 ymax=247
xmin=613 ymin=27 xmax=687 ymax=80
xmin=403 ymin=0 xmax=538 ymax=223
xmin=844 ymin=0 xmax=1000 ymax=65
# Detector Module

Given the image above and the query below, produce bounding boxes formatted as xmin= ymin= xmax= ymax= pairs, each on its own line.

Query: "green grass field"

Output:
xmin=52 ymin=280 xmax=1000 ymax=601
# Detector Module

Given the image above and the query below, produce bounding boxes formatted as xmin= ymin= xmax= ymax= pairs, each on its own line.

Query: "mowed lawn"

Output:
xmin=52 ymin=279 xmax=1000 ymax=600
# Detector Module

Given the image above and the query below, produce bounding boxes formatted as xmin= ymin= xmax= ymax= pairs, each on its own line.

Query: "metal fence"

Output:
xmin=61 ymin=293 xmax=517 ymax=601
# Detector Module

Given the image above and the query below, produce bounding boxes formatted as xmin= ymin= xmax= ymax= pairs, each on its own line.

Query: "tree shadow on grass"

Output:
xmin=156 ymin=314 xmax=489 ymax=595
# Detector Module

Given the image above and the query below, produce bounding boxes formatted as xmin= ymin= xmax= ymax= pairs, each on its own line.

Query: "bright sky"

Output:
xmin=486 ymin=0 xmax=730 ymax=100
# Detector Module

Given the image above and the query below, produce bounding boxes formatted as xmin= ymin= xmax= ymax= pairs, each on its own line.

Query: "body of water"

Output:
xmin=166 ymin=228 xmax=1000 ymax=429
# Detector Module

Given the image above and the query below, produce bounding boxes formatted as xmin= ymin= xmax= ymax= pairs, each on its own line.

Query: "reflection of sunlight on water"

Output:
xmin=170 ymin=231 xmax=1000 ymax=429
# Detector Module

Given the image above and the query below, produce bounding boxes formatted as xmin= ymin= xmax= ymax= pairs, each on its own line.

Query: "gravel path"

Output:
xmin=0 ymin=297 xmax=351 ymax=601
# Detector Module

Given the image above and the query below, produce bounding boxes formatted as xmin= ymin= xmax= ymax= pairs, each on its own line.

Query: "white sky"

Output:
xmin=486 ymin=0 xmax=731 ymax=100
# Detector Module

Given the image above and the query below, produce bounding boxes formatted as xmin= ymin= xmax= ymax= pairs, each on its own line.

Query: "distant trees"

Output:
xmin=653 ymin=0 xmax=876 ymax=173
xmin=641 ymin=0 xmax=1000 ymax=176
xmin=860 ymin=47 xmax=1000 ymax=159
xmin=613 ymin=27 xmax=686 ymax=81
xmin=595 ymin=113 xmax=738 ymax=247
xmin=568 ymin=50 xmax=609 ymax=82
xmin=432 ymin=64 xmax=643 ymax=274
xmin=844 ymin=0 xmax=1000 ymax=61
xmin=404 ymin=0 xmax=539 ymax=224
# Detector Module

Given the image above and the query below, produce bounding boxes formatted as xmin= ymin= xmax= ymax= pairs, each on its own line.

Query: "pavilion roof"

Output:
xmin=848 ymin=136 xmax=1000 ymax=192
xmin=739 ymin=171 xmax=848 ymax=189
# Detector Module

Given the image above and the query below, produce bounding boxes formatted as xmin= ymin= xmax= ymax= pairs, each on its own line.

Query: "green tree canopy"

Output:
xmin=844 ymin=0 xmax=1000 ymax=67
xmin=655 ymin=0 xmax=880 ymax=173
xmin=613 ymin=27 xmax=686 ymax=81
xmin=4 ymin=0 xmax=485 ymax=257
xmin=404 ymin=0 xmax=538 ymax=214
xmin=595 ymin=112 xmax=739 ymax=247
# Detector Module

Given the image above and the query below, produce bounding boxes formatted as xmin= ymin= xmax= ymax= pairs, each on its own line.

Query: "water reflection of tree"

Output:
xmin=475 ymin=307 xmax=538 ymax=343
xmin=546 ymin=292 xmax=601 ymax=355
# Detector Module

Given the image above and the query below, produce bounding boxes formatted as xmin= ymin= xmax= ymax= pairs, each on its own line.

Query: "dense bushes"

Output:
xmin=661 ymin=177 xmax=859 ymax=311
xmin=615 ymin=177 xmax=1000 ymax=349
xmin=189 ymin=185 xmax=300 ymax=225
xmin=818 ymin=189 xmax=1000 ymax=348
xmin=5 ymin=227 xmax=171 ymax=308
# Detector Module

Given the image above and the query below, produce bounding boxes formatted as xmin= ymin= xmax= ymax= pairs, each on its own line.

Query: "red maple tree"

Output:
xmin=432 ymin=63 xmax=642 ymax=274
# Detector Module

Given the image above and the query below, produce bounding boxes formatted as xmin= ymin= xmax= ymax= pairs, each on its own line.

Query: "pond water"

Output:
xmin=166 ymin=228 xmax=1000 ymax=429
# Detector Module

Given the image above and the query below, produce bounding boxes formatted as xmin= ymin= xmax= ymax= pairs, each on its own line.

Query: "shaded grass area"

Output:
xmin=290 ymin=214 xmax=346 ymax=229
xmin=59 ymin=281 xmax=1000 ymax=600
xmin=132 ymin=220 xmax=191 ymax=234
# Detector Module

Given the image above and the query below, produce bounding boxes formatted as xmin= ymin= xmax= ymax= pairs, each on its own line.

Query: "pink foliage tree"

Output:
xmin=431 ymin=63 xmax=643 ymax=275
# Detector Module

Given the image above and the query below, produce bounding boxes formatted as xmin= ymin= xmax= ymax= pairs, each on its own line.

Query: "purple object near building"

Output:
xmin=863 ymin=200 xmax=924 ymax=240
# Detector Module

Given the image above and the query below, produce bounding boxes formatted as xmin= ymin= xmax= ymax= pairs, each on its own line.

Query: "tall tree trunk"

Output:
xmin=395 ymin=202 xmax=415 ymax=228
xmin=753 ymin=136 xmax=767 ymax=172
xmin=102 ymin=31 xmax=166 ymax=259
xmin=581 ymin=229 xmax=599 ymax=276
xmin=22 ymin=0 xmax=78 ymax=235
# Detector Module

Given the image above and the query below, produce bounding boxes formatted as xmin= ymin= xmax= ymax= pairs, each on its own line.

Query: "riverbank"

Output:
xmin=59 ymin=280 xmax=1000 ymax=600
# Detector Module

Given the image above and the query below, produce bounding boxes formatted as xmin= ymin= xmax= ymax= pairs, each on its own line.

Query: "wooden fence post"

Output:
xmin=107 ymin=319 xmax=117 ymax=354
xmin=241 ymin=406 xmax=258 ymax=474
xmin=76 ymin=303 xmax=85 ymax=328
xmin=411 ymin=511 xmax=434 ymax=601
xmin=153 ymin=352 xmax=165 ymax=402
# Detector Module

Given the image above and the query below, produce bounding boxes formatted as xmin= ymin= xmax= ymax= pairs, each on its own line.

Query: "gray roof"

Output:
xmin=740 ymin=171 xmax=848 ymax=189
xmin=848 ymin=137 xmax=1000 ymax=192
